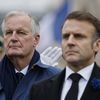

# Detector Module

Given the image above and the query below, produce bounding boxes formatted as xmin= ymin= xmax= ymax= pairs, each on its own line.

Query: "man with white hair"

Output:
xmin=0 ymin=10 xmax=60 ymax=100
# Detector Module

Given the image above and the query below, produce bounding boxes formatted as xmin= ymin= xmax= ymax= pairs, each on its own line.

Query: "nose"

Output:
xmin=67 ymin=35 xmax=75 ymax=46
xmin=12 ymin=31 xmax=16 ymax=37
xmin=10 ymin=31 xmax=18 ymax=42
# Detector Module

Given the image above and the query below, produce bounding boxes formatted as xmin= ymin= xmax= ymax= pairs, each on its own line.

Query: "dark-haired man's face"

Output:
xmin=62 ymin=19 xmax=100 ymax=69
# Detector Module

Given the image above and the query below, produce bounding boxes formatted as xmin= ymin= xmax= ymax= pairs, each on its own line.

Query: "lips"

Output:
xmin=65 ymin=50 xmax=78 ymax=55
xmin=9 ymin=45 xmax=20 ymax=48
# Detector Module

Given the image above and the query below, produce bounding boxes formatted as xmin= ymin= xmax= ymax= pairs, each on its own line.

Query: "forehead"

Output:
xmin=62 ymin=19 xmax=96 ymax=34
xmin=4 ymin=15 xmax=32 ymax=30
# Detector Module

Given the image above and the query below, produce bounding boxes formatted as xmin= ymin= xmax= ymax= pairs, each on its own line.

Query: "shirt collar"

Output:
xmin=78 ymin=63 xmax=94 ymax=81
xmin=14 ymin=50 xmax=52 ymax=74
xmin=15 ymin=65 xmax=29 ymax=75
xmin=65 ymin=63 xmax=94 ymax=81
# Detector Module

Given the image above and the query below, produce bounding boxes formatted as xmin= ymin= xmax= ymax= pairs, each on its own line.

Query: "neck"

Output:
xmin=67 ymin=60 xmax=94 ymax=72
xmin=8 ymin=52 xmax=34 ymax=71
xmin=66 ymin=55 xmax=95 ymax=72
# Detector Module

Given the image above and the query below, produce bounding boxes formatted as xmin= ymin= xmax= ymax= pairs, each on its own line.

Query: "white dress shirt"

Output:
xmin=15 ymin=65 xmax=29 ymax=75
xmin=61 ymin=63 xmax=94 ymax=100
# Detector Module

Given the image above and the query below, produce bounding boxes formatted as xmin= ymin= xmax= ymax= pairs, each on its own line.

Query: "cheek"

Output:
xmin=80 ymin=44 xmax=94 ymax=55
xmin=23 ymin=37 xmax=34 ymax=47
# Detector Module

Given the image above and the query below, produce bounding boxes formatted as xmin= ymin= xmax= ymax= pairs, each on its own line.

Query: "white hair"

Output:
xmin=1 ymin=10 xmax=40 ymax=35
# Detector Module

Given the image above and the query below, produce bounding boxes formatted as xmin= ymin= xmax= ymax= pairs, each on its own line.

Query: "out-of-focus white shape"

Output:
xmin=70 ymin=0 xmax=100 ymax=19
xmin=0 ymin=0 xmax=23 ymax=11
xmin=29 ymin=0 xmax=64 ymax=13
xmin=37 ymin=0 xmax=65 ymax=51
xmin=38 ymin=12 xmax=56 ymax=51
xmin=40 ymin=46 xmax=62 ymax=66
xmin=0 ymin=0 xmax=64 ymax=14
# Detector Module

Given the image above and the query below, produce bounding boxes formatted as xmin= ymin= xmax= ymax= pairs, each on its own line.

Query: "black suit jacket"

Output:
xmin=29 ymin=63 xmax=100 ymax=100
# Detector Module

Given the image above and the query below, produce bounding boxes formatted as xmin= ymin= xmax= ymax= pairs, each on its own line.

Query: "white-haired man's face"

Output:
xmin=3 ymin=15 xmax=40 ymax=58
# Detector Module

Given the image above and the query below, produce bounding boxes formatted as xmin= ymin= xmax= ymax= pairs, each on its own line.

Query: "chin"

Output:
xmin=65 ymin=57 xmax=79 ymax=63
xmin=7 ymin=52 xmax=23 ymax=57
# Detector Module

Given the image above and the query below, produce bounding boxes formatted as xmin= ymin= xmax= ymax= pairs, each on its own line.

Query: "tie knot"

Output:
xmin=16 ymin=72 xmax=24 ymax=83
xmin=69 ymin=73 xmax=82 ymax=82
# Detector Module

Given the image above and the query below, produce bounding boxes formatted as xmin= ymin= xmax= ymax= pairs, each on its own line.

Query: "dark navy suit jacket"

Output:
xmin=0 ymin=50 xmax=60 ymax=100
xmin=29 ymin=63 xmax=100 ymax=100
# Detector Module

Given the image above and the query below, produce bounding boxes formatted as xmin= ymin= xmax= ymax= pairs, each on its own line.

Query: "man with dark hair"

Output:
xmin=29 ymin=11 xmax=100 ymax=100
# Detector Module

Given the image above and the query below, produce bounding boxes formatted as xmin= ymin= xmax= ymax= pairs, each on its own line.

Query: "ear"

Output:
xmin=33 ymin=33 xmax=40 ymax=47
xmin=93 ymin=39 xmax=100 ymax=52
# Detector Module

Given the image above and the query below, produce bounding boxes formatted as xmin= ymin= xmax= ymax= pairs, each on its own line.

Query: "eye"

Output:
xmin=5 ymin=31 xmax=13 ymax=35
xmin=74 ymin=34 xmax=86 ymax=39
xmin=17 ymin=30 xmax=27 ymax=35
xmin=62 ymin=34 xmax=70 ymax=40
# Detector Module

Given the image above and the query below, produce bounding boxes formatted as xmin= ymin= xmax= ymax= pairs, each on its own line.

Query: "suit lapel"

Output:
xmin=50 ymin=69 xmax=66 ymax=100
xmin=81 ymin=63 xmax=100 ymax=100
xmin=51 ymin=64 xmax=100 ymax=100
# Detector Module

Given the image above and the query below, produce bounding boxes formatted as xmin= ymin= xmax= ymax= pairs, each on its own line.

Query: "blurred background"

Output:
xmin=0 ymin=0 xmax=100 ymax=68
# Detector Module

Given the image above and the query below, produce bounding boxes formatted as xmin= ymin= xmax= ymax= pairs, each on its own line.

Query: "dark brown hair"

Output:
xmin=63 ymin=11 xmax=100 ymax=38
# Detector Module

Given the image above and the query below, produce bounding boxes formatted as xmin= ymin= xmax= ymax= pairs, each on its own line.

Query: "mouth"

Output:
xmin=65 ymin=50 xmax=78 ymax=55
xmin=9 ymin=45 xmax=20 ymax=49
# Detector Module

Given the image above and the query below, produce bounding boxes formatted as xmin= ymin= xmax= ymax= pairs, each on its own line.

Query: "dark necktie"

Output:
xmin=16 ymin=72 xmax=24 ymax=84
xmin=65 ymin=73 xmax=82 ymax=100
